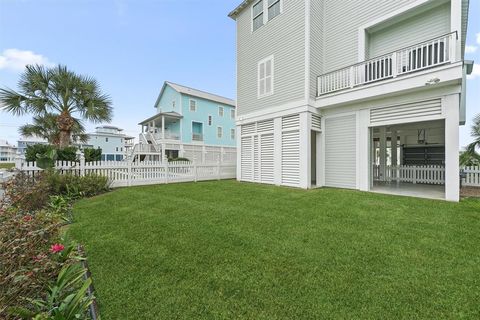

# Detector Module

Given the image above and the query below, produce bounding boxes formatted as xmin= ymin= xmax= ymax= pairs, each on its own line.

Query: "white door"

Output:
xmin=324 ymin=114 xmax=357 ymax=189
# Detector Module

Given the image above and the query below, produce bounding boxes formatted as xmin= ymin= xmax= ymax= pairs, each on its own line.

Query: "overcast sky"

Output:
xmin=0 ymin=0 xmax=479 ymax=149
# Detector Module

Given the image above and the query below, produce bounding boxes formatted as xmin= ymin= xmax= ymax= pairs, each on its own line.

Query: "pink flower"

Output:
xmin=23 ymin=215 xmax=32 ymax=222
xmin=50 ymin=243 xmax=65 ymax=253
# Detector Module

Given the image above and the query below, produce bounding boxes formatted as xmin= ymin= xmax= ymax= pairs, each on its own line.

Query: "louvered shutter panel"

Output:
xmin=241 ymin=136 xmax=253 ymax=181
xmin=370 ymin=99 xmax=442 ymax=126
xmin=324 ymin=114 xmax=357 ymax=189
xmin=281 ymin=115 xmax=300 ymax=186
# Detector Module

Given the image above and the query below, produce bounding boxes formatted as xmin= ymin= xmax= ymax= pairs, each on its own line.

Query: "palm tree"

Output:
xmin=0 ymin=64 xmax=112 ymax=147
xmin=19 ymin=113 xmax=89 ymax=145
xmin=466 ymin=114 xmax=480 ymax=156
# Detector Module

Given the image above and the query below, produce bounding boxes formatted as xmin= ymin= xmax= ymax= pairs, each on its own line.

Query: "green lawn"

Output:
xmin=68 ymin=181 xmax=480 ymax=319
xmin=0 ymin=162 xmax=14 ymax=169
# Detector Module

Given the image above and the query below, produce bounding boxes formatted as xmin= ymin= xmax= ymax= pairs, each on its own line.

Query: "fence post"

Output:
xmin=412 ymin=166 xmax=417 ymax=184
xmin=78 ymin=151 xmax=85 ymax=177
xmin=217 ymin=156 xmax=221 ymax=180
xmin=194 ymin=161 xmax=197 ymax=182
xmin=127 ymin=160 xmax=132 ymax=187
xmin=164 ymin=155 xmax=169 ymax=184
xmin=14 ymin=154 xmax=25 ymax=170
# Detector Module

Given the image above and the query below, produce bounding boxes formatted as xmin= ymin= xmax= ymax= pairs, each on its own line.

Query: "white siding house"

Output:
xmin=229 ymin=0 xmax=472 ymax=201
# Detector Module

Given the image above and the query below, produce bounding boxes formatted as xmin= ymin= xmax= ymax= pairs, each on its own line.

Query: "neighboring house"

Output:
xmin=17 ymin=137 xmax=48 ymax=155
xmin=229 ymin=0 xmax=472 ymax=201
xmin=0 ymin=140 xmax=17 ymax=162
xmin=135 ymin=81 xmax=236 ymax=162
xmin=82 ymin=125 xmax=135 ymax=161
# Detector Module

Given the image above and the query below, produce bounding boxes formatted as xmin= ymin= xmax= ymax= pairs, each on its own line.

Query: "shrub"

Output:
xmin=0 ymin=207 xmax=67 ymax=317
xmin=84 ymin=148 xmax=102 ymax=162
xmin=25 ymin=144 xmax=53 ymax=162
xmin=2 ymin=172 xmax=52 ymax=212
xmin=56 ymin=146 xmax=78 ymax=162
xmin=45 ymin=171 xmax=110 ymax=199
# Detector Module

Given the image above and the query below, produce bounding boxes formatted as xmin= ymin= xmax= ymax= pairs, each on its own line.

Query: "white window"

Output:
xmin=172 ymin=100 xmax=176 ymax=108
xmin=231 ymin=109 xmax=235 ymax=119
xmin=218 ymin=106 xmax=224 ymax=117
xmin=258 ymin=56 xmax=274 ymax=98
xmin=230 ymin=128 xmax=235 ymax=140
xmin=208 ymin=115 xmax=212 ymax=126
xmin=217 ymin=126 xmax=223 ymax=139
xmin=268 ymin=0 xmax=281 ymax=21
xmin=252 ymin=0 xmax=264 ymax=31
xmin=189 ymin=99 xmax=197 ymax=112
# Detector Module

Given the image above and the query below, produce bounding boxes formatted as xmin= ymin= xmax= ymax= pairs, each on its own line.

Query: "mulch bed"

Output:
xmin=461 ymin=187 xmax=480 ymax=198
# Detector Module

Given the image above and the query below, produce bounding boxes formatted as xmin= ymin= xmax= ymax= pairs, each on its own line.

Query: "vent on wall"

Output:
xmin=370 ymin=99 xmax=442 ymax=126
xmin=312 ymin=114 xmax=322 ymax=131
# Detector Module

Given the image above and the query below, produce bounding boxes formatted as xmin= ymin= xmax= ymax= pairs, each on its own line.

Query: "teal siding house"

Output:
xmin=137 ymin=82 xmax=236 ymax=161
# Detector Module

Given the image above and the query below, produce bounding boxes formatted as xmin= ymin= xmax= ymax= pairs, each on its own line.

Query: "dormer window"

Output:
xmin=252 ymin=1 xmax=264 ymax=31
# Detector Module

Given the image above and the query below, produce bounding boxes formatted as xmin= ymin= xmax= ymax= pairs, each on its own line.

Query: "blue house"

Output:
xmin=137 ymin=82 xmax=236 ymax=161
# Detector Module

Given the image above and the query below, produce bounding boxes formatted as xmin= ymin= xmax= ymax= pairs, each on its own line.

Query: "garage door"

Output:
xmin=324 ymin=114 xmax=357 ymax=189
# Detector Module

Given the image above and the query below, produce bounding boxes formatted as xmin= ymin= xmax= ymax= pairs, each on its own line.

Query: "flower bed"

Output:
xmin=0 ymin=170 xmax=109 ymax=319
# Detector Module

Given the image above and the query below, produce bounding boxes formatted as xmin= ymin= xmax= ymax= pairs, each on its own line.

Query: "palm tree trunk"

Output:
xmin=57 ymin=111 xmax=74 ymax=148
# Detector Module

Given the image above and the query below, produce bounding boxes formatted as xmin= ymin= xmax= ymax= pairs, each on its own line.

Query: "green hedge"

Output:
xmin=25 ymin=144 xmax=102 ymax=162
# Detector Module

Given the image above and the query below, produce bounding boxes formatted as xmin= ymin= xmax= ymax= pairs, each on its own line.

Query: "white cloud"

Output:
xmin=0 ymin=49 xmax=53 ymax=72
xmin=465 ymin=45 xmax=478 ymax=54
xmin=467 ymin=63 xmax=480 ymax=80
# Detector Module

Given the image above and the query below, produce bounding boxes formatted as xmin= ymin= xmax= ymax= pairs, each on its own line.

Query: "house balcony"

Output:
xmin=317 ymin=32 xmax=458 ymax=98
xmin=153 ymin=132 xmax=181 ymax=141
xmin=192 ymin=133 xmax=203 ymax=142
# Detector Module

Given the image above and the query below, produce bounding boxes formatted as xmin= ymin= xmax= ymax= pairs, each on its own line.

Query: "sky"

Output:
xmin=0 ymin=0 xmax=479 ymax=149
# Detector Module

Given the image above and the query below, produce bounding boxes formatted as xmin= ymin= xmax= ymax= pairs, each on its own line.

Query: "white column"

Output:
xmin=399 ymin=134 xmax=405 ymax=165
xmin=444 ymin=94 xmax=460 ymax=202
xmin=299 ymin=112 xmax=311 ymax=189
xmin=161 ymin=116 xmax=165 ymax=140
xmin=391 ymin=128 xmax=398 ymax=166
xmin=273 ymin=117 xmax=282 ymax=186
xmin=236 ymin=125 xmax=241 ymax=181
xmin=358 ymin=109 xmax=370 ymax=191
xmin=319 ymin=117 xmax=326 ymax=187
xmin=379 ymin=127 xmax=387 ymax=181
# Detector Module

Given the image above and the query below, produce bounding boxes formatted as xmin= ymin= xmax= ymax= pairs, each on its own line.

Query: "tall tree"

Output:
xmin=0 ymin=64 xmax=112 ymax=147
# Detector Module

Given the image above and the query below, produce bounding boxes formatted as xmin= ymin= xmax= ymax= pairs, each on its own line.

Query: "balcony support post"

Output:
xmin=161 ymin=115 xmax=165 ymax=140
xmin=391 ymin=53 xmax=398 ymax=78
xmin=349 ymin=66 xmax=355 ymax=88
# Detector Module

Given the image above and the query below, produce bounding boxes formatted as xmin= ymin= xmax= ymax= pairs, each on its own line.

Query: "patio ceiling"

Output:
xmin=138 ymin=111 xmax=183 ymax=125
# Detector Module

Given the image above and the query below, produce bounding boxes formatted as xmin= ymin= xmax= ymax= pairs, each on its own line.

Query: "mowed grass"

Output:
xmin=0 ymin=163 xmax=14 ymax=169
xmin=68 ymin=181 xmax=480 ymax=319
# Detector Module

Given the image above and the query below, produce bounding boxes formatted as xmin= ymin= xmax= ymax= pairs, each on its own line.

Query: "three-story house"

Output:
xmin=229 ymin=0 xmax=472 ymax=201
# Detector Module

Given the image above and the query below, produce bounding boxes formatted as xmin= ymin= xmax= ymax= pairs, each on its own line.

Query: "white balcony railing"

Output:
xmin=317 ymin=32 xmax=457 ymax=96
xmin=153 ymin=132 xmax=181 ymax=141
xmin=192 ymin=133 xmax=203 ymax=141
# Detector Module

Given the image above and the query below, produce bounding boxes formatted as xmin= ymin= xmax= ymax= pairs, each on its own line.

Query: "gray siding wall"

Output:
xmin=322 ymin=0 xmax=422 ymax=73
xmin=368 ymin=3 xmax=451 ymax=58
xmin=236 ymin=0 xmax=306 ymax=116
xmin=309 ymin=0 xmax=323 ymax=99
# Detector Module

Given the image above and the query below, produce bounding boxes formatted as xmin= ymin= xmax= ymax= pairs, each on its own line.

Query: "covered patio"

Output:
xmin=371 ymin=120 xmax=446 ymax=199
xmin=139 ymin=111 xmax=183 ymax=141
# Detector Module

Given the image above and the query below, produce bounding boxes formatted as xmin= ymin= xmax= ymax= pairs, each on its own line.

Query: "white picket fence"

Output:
xmin=462 ymin=166 xmax=480 ymax=187
xmin=16 ymin=160 xmax=236 ymax=188
xmin=373 ymin=165 xmax=445 ymax=184
xmin=373 ymin=165 xmax=480 ymax=187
